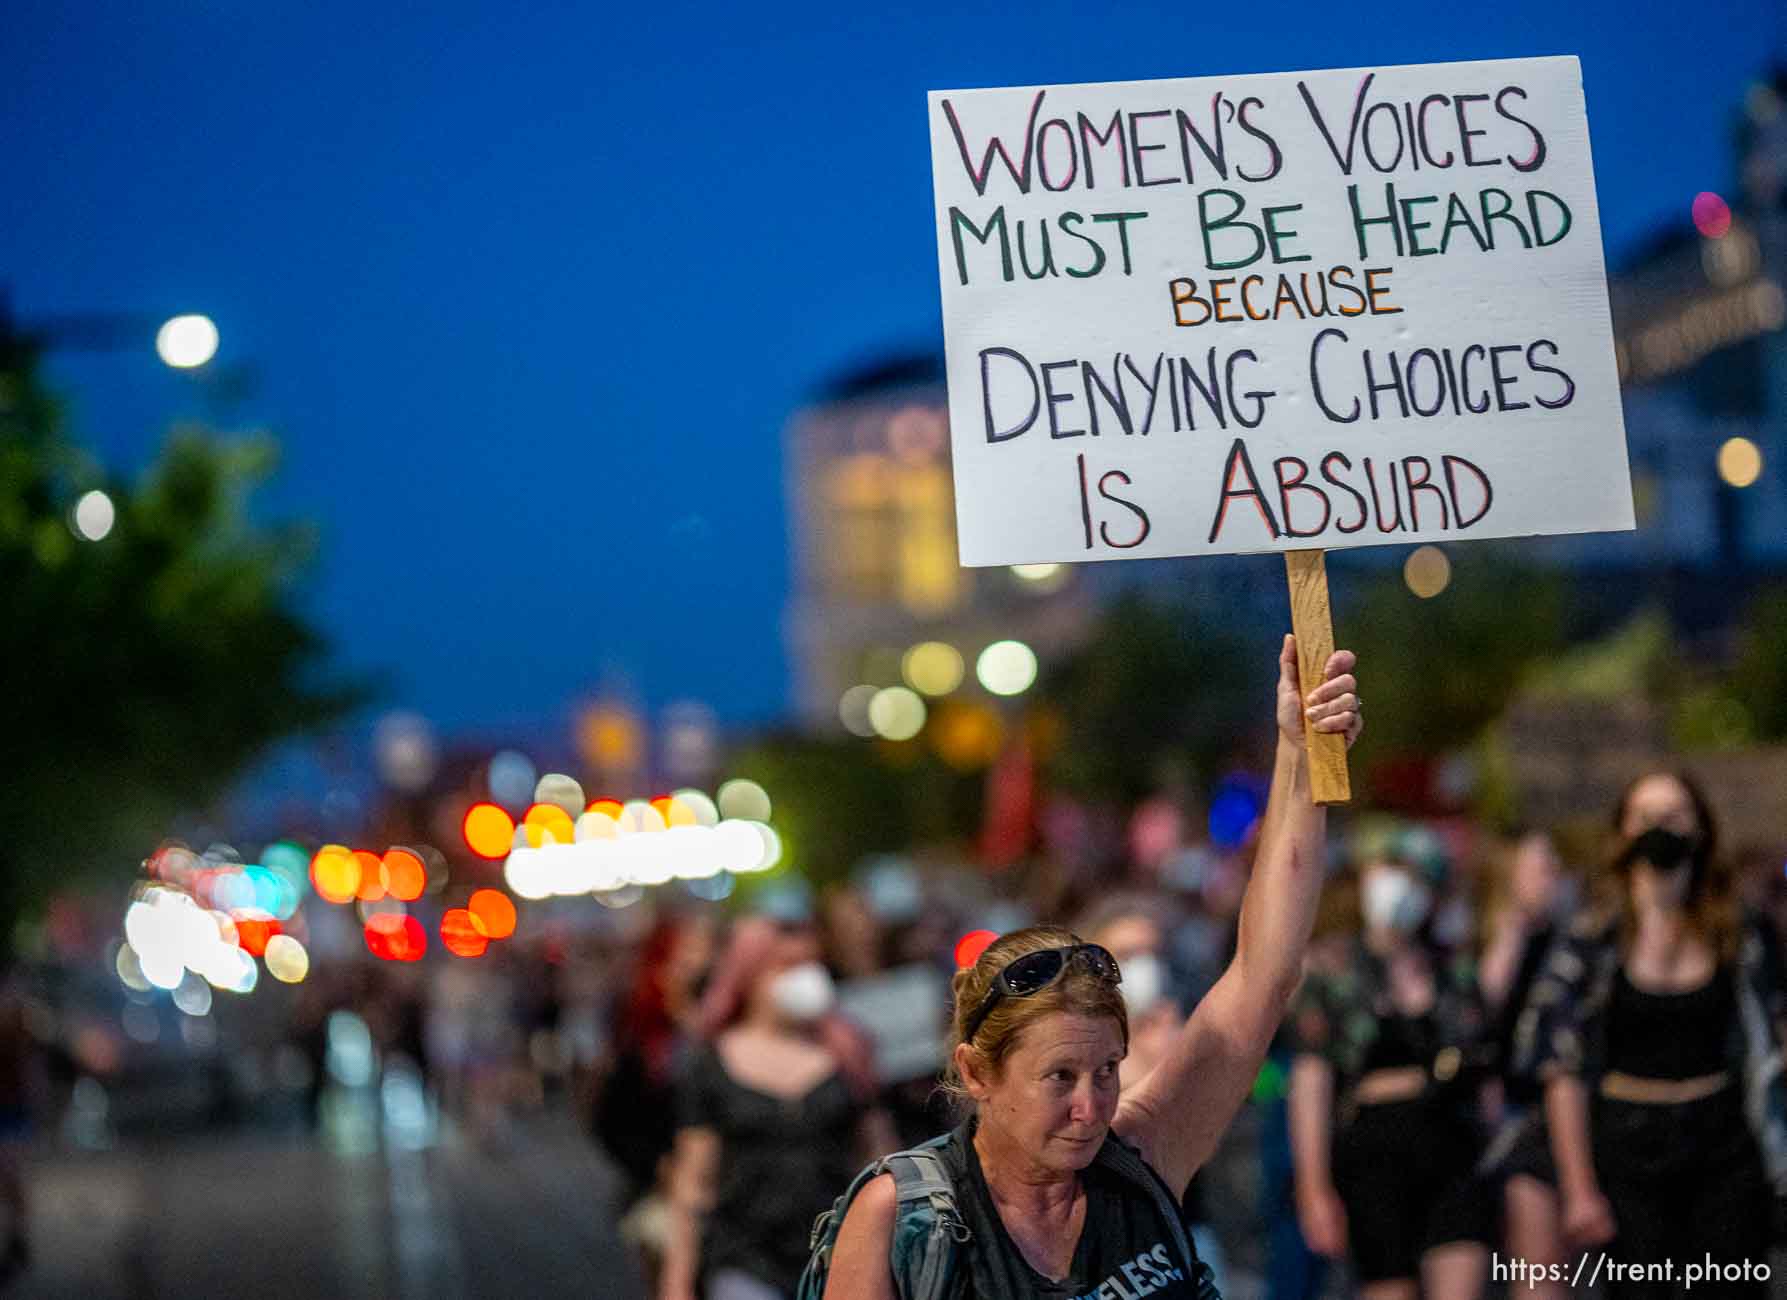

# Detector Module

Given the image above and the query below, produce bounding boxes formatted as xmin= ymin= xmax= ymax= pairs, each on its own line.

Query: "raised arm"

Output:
xmin=1115 ymin=635 xmax=1359 ymax=1196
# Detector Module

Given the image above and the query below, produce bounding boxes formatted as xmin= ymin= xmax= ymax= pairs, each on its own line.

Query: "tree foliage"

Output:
xmin=0 ymin=331 xmax=355 ymax=925
xmin=1037 ymin=591 xmax=1257 ymax=805
xmin=1335 ymin=549 xmax=1571 ymax=765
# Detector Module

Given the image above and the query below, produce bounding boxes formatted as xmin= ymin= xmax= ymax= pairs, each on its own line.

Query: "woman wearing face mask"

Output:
xmin=662 ymin=917 xmax=896 ymax=1300
xmin=1288 ymin=830 xmax=1495 ymax=1300
xmin=1522 ymin=771 xmax=1787 ymax=1297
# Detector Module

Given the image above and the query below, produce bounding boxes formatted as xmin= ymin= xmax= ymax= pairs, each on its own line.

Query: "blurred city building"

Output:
xmin=1568 ymin=67 xmax=1787 ymax=572
xmin=783 ymin=354 xmax=1097 ymax=736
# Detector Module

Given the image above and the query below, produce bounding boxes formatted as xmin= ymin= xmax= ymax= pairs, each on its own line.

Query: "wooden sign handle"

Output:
xmin=1284 ymin=549 xmax=1352 ymax=806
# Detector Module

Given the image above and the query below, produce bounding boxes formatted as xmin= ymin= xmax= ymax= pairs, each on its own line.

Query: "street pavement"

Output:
xmin=15 ymin=1108 xmax=647 ymax=1300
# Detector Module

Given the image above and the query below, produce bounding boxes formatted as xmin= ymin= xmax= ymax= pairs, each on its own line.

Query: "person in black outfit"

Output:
xmin=661 ymin=916 xmax=893 ymax=1300
xmin=1288 ymin=828 xmax=1495 ymax=1300
xmin=1523 ymin=770 xmax=1787 ymax=1298
xmin=821 ymin=636 xmax=1362 ymax=1299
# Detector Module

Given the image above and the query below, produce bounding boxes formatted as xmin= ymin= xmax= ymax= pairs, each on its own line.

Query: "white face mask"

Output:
xmin=1362 ymin=868 xmax=1431 ymax=934
xmin=769 ymin=962 xmax=835 ymax=1022
xmin=1119 ymin=951 xmax=1166 ymax=1015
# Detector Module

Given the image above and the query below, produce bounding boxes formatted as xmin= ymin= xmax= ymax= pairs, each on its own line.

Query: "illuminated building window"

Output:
xmin=897 ymin=463 xmax=962 ymax=616
xmin=824 ymin=454 xmax=898 ymax=600
xmin=820 ymin=452 xmax=967 ymax=614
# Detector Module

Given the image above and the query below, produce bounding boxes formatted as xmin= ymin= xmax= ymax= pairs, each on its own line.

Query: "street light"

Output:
xmin=155 ymin=314 xmax=219 ymax=369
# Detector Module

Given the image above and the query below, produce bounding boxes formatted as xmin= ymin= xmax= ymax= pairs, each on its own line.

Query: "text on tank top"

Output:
xmin=942 ymin=1120 xmax=1202 ymax=1300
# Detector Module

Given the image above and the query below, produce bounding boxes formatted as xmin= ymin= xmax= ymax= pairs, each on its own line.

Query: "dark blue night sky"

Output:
xmin=7 ymin=1 xmax=1779 ymax=737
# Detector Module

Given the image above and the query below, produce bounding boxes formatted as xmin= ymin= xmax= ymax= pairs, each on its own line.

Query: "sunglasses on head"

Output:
xmin=961 ymin=943 xmax=1122 ymax=1046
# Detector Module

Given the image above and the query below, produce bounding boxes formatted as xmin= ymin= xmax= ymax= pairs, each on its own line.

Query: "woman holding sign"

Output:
xmin=810 ymin=635 xmax=1361 ymax=1300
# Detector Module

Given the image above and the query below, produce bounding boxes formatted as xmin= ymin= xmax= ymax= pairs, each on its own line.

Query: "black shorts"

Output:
xmin=1331 ymin=1096 xmax=1496 ymax=1283
xmin=1592 ymin=1087 xmax=1771 ymax=1298
xmin=1480 ymin=1105 xmax=1557 ymax=1189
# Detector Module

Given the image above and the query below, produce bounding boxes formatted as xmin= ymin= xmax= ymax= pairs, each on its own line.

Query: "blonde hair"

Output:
xmin=942 ymin=925 xmax=1128 ymax=1103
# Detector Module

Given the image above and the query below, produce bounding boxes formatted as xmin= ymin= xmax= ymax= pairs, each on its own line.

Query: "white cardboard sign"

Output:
xmin=928 ymin=56 xmax=1633 ymax=567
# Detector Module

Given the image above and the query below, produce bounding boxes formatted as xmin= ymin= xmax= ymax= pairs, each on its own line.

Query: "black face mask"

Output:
xmin=1620 ymin=827 xmax=1699 ymax=875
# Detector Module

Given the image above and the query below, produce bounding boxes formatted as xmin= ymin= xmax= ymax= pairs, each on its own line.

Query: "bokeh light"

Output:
xmin=671 ymin=788 xmax=720 ymax=828
xmin=1718 ymin=436 xmax=1763 ymax=488
xmin=365 ymin=913 xmax=426 ymax=962
xmin=929 ymin=700 xmax=1005 ymax=770
xmin=616 ymin=800 xmax=667 ymax=836
xmin=1691 ymin=191 xmax=1732 ymax=239
xmin=716 ymin=778 xmax=772 ymax=822
xmin=264 ymin=934 xmax=310 ymax=983
xmin=357 ymin=896 xmax=407 ymax=924
xmin=487 ymin=749 xmax=537 ymax=808
xmin=575 ymin=808 xmax=622 ymax=844
xmin=440 ymin=909 xmax=490 ymax=959
xmin=463 ymin=802 xmax=517 ymax=859
xmin=869 ymin=686 xmax=927 ymax=741
xmin=838 ymin=685 xmax=878 ymax=737
xmin=115 ymin=943 xmax=150 ymax=991
xmin=71 ymin=490 xmax=115 ymax=541
xmin=310 ymin=845 xmax=361 ymax=904
xmin=374 ymin=713 xmax=438 ymax=793
xmin=955 ymin=929 xmax=999 ymax=969
xmin=1010 ymin=563 xmax=1070 ymax=595
xmin=1208 ymin=775 xmax=1266 ymax=849
xmin=1403 ymin=545 xmax=1452 ymax=598
xmin=156 ymin=313 xmax=219 ymax=368
xmin=902 ymin=642 xmax=965 ymax=696
xmin=262 ymin=840 xmax=309 ymax=878
xmin=352 ymin=849 xmax=387 ymax=902
xmin=381 ymin=848 xmax=427 ymax=902
xmin=173 ymin=974 xmax=212 ymax=1018
xmin=976 ymin=640 xmax=1038 ymax=696
xmin=534 ymin=772 xmax=586 ymax=817
xmin=467 ymin=888 xmax=517 ymax=940
xmin=233 ymin=914 xmax=280 ymax=957
xmin=521 ymin=802 xmax=577 ymax=847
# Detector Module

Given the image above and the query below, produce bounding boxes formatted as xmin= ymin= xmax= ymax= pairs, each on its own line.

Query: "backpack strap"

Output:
xmin=1093 ymin=1140 xmax=1222 ymax=1299
xmin=801 ymin=1135 xmax=971 ymax=1300
xmin=884 ymin=1147 xmax=960 ymax=1214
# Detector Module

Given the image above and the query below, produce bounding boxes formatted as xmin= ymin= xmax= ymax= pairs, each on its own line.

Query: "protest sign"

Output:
xmin=928 ymin=56 xmax=1631 ymax=567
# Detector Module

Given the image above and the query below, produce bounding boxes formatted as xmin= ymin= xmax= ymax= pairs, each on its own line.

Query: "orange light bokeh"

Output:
xmin=467 ymin=888 xmax=517 ymax=940
xmin=521 ymin=802 xmax=576 ymax=847
xmin=310 ymin=845 xmax=361 ymax=905
xmin=353 ymin=849 xmax=387 ymax=902
xmin=381 ymin=848 xmax=427 ymax=902
xmin=585 ymin=798 xmax=623 ymax=820
xmin=233 ymin=914 xmax=281 ymax=957
xmin=440 ymin=908 xmax=489 ymax=958
xmin=463 ymin=802 xmax=517 ymax=859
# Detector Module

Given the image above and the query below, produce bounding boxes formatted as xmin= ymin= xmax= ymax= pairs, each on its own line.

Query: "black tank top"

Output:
xmin=1359 ymin=1012 xmax=1434 ymax=1072
xmin=939 ymin=1119 xmax=1205 ymax=1299
xmin=1605 ymin=966 xmax=1734 ymax=1080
